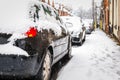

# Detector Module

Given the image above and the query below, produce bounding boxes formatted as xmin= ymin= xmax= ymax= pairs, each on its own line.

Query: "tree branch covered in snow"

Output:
xmin=74 ymin=7 xmax=93 ymax=19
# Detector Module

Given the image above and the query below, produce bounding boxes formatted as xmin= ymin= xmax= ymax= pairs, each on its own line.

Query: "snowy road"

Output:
xmin=57 ymin=29 xmax=120 ymax=80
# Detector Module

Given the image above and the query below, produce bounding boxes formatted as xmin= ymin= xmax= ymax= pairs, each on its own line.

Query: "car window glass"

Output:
xmin=53 ymin=11 xmax=61 ymax=22
xmin=29 ymin=4 xmax=41 ymax=22
xmin=42 ymin=5 xmax=52 ymax=16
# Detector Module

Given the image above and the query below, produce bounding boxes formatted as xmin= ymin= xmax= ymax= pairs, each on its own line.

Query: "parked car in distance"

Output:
xmin=0 ymin=0 xmax=71 ymax=80
xmin=82 ymin=19 xmax=93 ymax=34
xmin=61 ymin=16 xmax=86 ymax=46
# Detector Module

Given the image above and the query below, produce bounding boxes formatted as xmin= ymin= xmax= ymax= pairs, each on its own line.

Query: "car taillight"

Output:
xmin=25 ymin=27 xmax=37 ymax=38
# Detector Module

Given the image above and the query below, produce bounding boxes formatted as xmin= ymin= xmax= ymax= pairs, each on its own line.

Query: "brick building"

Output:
xmin=100 ymin=0 xmax=109 ymax=33
xmin=40 ymin=0 xmax=70 ymax=16
xmin=101 ymin=0 xmax=120 ymax=42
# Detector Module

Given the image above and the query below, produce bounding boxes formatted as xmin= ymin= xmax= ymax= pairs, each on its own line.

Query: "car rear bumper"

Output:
xmin=0 ymin=54 xmax=40 ymax=78
xmin=86 ymin=29 xmax=91 ymax=34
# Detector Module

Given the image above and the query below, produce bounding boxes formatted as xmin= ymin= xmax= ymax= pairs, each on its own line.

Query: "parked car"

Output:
xmin=82 ymin=19 xmax=93 ymax=34
xmin=0 ymin=0 xmax=71 ymax=80
xmin=61 ymin=16 xmax=86 ymax=46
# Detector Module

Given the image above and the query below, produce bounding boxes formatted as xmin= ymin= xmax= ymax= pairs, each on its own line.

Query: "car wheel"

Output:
xmin=83 ymin=35 xmax=86 ymax=42
xmin=79 ymin=41 xmax=83 ymax=46
xmin=35 ymin=50 xmax=52 ymax=80
xmin=65 ymin=41 xmax=72 ymax=59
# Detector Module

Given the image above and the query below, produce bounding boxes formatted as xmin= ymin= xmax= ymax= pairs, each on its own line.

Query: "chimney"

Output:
xmin=42 ymin=0 xmax=45 ymax=2
xmin=52 ymin=0 xmax=55 ymax=8
xmin=48 ymin=0 xmax=50 ymax=5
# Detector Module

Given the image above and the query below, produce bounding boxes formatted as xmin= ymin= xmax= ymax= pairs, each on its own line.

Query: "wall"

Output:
xmin=118 ymin=0 xmax=120 ymax=41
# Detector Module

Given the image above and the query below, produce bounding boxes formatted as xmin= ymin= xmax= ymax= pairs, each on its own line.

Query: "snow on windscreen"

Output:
xmin=61 ymin=16 xmax=82 ymax=32
xmin=0 ymin=0 xmax=36 ymax=34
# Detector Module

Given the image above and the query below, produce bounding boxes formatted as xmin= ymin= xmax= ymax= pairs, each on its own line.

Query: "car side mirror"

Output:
xmin=82 ymin=27 xmax=86 ymax=31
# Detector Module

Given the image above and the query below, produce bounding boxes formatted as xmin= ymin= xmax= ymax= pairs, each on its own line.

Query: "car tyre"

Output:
xmin=35 ymin=50 xmax=52 ymax=80
xmin=83 ymin=35 xmax=86 ymax=42
xmin=79 ymin=41 xmax=82 ymax=46
xmin=65 ymin=41 xmax=72 ymax=59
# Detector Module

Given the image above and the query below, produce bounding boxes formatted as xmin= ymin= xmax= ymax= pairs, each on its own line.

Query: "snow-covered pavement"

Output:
xmin=57 ymin=29 xmax=120 ymax=80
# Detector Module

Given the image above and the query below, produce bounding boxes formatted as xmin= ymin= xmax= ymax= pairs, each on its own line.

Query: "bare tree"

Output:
xmin=74 ymin=7 xmax=93 ymax=19
xmin=76 ymin=7 xmax=85 ymax=19
xmin=86 ymin=8 xmax=93 ymax=19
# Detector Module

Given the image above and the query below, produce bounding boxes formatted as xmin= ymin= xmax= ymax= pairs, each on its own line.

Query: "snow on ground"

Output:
xmin=57 ymin=29 xmax=120 ymax=80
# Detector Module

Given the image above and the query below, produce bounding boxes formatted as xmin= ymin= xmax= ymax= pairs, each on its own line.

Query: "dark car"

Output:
xmin=0 ymin=0 xmax=71 ymax=80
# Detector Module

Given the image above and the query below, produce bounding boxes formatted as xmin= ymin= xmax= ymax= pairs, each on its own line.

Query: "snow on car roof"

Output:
xmin=0 ymin=0 xmax=62 ymax=56
xmin=0 ymin=0 xmax=62 ymax=36
xmin=0 ymin=0 xmax=39 ymax=33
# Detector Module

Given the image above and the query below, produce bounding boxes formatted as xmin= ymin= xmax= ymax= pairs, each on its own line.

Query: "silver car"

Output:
xmin=61 ymin=16 xmax=86 ymax=46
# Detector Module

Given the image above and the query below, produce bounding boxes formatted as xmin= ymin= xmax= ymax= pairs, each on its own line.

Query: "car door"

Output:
xmin=53 ymin=26 xmax=69 ymax=61
xmin=52 ymin=17 xmax=69 ymax=60
xmin=38 ymin=4 xmax=69 ymax=61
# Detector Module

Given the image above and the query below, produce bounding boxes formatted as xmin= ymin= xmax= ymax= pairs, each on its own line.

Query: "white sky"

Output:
xmin=55 ymin=0 xmax=102 ymax=10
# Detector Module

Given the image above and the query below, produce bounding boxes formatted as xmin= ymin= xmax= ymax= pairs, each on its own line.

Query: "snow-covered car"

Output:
xmin=61 ymin=16 xmax=86 ymax=45
xmin=0 ymin=0 xmax=71 ymax=80
xmin=82 ymin=19 xmax=93 ymax=34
